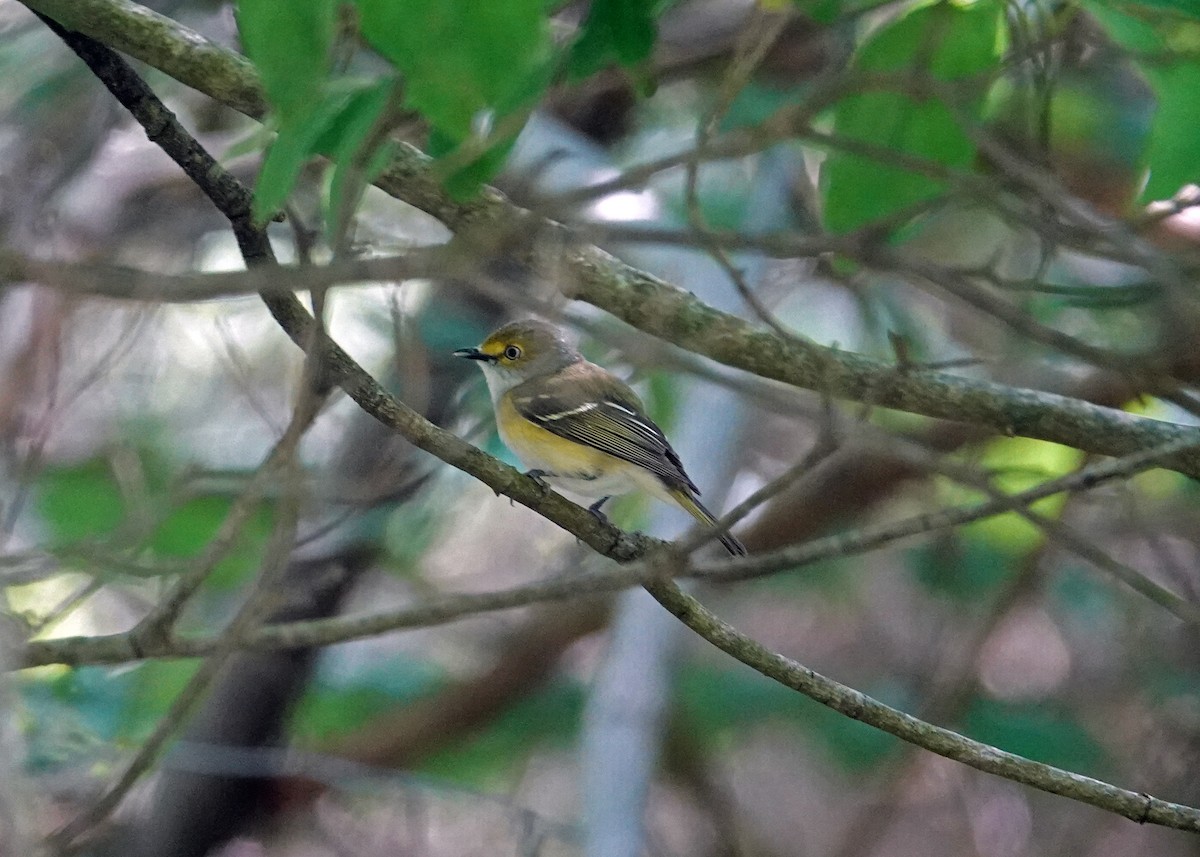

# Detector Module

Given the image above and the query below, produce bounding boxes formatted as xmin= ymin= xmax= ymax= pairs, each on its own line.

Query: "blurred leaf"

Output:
xmin=37 ymin=460 xmax=124 ymax=544
xmin=1101 ymin=0 xmax=1200 ymax=19
xmin=1138 ymin=59 xmax=1200 ymax=199
xmin=237 ymin=2 xmax=399 ymax=220
xmin=795 ymin=0 xmax=843 ymax=25
xmin=823 ymin=0 xmax=1004 ymax=232
xmin=293 ymin=685 xmax=399 ymax=740
xmin=382 ymin=498 xmax=441 ymax=571
xmin=148 ymin=496 xmax=274 ymax=590
xmin=965 ymin=698 xmax=1109 ymax=775
xmin=1083 ymin=2 xmax=1200 ymax=199
xmin=1049 ymin=563 xmax=1118 ymax=626
xmin=678 ymin=664 xmax=896 ymax=771
xmin=293 ymin=659 xmax=443 ymax=741
xmin=569 ymin=0 xmax=658 ymax=79
xmin=794 ymin=0 xmax=885 ymax=23
xmin=678 ymin=663 xmax=810 ymax=738
xmin=325 ymin=79 xmax=401 ymax=240
xmin=420 ymin=680 xmax=584 ymax=783
xmin=236 ymin=0 xmax=337 ymax=118
xmin=908 ymin=536 xmax=1013 ymax=601
xmin=968 ymin=437 xmax=1082 ymax=550
xmin=119 ymin=660 xmax=201 ymax=742
xmin=719 ymin=81 xmax=795 ymax=133
xmin=803 ymin=682 xmax=904 ymax=771
xmin=430 ymin=128 xmax=519 ymax=200
xmin=19 ymin=667 xmax=130 ymax=771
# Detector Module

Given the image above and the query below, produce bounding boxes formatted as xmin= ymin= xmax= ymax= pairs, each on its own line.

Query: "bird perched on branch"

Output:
xmin=455 ymin=319 xmax=746 ymax=556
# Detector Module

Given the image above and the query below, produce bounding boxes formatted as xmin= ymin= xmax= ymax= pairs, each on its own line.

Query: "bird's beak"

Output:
xmin=453 ymin=347 xmax=496 ymax=362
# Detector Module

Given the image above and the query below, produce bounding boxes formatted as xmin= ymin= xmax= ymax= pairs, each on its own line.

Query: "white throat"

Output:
xmin=478 ymin=363 xmax=524 ymax=405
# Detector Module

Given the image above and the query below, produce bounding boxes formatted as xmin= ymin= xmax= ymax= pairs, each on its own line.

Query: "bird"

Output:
xmin=454 ymin=319 xmax=746 ymax=556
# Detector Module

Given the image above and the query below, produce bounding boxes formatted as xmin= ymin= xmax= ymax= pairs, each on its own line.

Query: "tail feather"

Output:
xmin=669 ymin=488 xmax=747 ymax=557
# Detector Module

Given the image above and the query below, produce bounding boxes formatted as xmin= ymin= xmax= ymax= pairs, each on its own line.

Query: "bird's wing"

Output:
xmin=510 ymin=365 xmax=698 ymax=493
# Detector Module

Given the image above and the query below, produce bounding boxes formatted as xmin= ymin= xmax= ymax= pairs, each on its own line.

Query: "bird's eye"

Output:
xmin=503 ymin=345 xmax=522 ymax=361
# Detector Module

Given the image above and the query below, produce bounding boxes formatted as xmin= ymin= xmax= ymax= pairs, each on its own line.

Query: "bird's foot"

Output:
xmin=587 ymin=496 xmax=612 ymax=526
xmin=525 ymin=469 xmax=551 ymax=489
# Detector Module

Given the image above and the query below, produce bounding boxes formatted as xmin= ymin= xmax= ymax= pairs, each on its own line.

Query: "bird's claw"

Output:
xmin=587 ymin=496 xmax=612 ymax=526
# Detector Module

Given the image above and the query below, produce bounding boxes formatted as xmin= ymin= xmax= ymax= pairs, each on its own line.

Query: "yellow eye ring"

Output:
xmin=503 ymin=345 xmax=522 ymax=361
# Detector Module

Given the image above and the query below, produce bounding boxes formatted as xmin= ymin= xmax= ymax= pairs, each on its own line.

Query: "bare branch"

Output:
xmin=22 ymin=433 xmax=1200 ymax=671
xmin=645 ymin=575 xmax=1200 ymax=832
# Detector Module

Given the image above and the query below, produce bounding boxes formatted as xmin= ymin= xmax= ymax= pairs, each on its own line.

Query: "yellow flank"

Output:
xmin=497 ymin=391 xmax=619 ymax=477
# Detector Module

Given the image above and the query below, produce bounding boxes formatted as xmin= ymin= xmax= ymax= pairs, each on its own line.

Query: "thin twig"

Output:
xmin=46 ymin=410 xmax=312 ymax=850
xmin=692 ymin=435 xmax=1200 ymax=589
xmin=23 ymin=434 xmax=1200 ymax=670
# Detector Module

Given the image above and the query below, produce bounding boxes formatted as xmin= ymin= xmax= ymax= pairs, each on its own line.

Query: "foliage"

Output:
xmin=232 ymin=0 xmax=1200 ymax=239
xmin=10 ymin=0 xmax=1200 ymax=851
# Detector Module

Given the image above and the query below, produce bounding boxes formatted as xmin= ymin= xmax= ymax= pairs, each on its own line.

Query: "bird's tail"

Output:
xmin=668 ymin=488 xmax=747 ymax=557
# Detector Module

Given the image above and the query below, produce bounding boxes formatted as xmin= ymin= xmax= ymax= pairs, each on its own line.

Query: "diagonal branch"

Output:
xmin=643 ymin=576 xmax=1200 ymax=833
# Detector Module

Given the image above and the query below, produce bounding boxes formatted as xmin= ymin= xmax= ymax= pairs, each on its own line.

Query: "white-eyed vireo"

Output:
xmin=455 ymin=319 xmax=747 ymax=556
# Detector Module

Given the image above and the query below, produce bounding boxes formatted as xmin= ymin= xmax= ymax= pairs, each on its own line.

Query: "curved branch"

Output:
xmin=19 ymin=0 xmax=266 ymax=116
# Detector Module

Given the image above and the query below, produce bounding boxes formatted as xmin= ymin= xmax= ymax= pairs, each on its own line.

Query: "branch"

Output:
xmin=19 ymin=0 xmax=266 ymax=117
xmin=26 ymin=0 xmax=1200 ymax=839
xmin=688 ymin=434 xmax=1200 ymax=597
xmin=23 ymin=433 xmax=1197 ymax=670
xmin=0 ymin=248 xmax=455 ymax=301
xmin=643 ymin=577 xmax=1200 ymax=833
xmin=24 ymin=0 xmax=1200 ymax=481
xmin=27 ymin=2 xmax=657 ymax=566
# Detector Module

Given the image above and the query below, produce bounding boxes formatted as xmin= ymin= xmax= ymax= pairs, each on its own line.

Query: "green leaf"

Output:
xmin=677 ymin=663 xmax=810 ymax=739
xmin=251 ymin=85 xmax=364 ymax=222
xmin=438 ymin=134 xmax=518 ymax=200
xmin=965 ymin=699 xmax=1109 ymax=775
xmin=569 ymin=0 xmax=658 ymax=78
xmin=1083 ymin=2 xmax=1200 ymax=198
xmin=237 ymin=0 xmax=350 ymax=220
xmin=676 ymin=664 xmax=897 ymax=771
xmin=37 ymin=461 xmax=124 ymax=544
xmin=795 ymin=0 xmax=843 ymax=25
xmin=420 ymin=680 xmax=584 ymax=783
xmin=1106 ymin=0 xmax=1200 ymax=19
xmin=907 ymin=536 xmax=1012 ymax=601
xmin=325 ymin=79 xmax=401 ymax=240
xmin=236 ymin=0 xmax=337 ymax=119
xmin=1140 ymin=60 xmax=1200 ymax=198
xmin=147 ymin=495 xmax=273 ymax=590
xmin=119 ymin=661 xmax=202 ymax=742
xmin=356 ymin=0 xmax=551 ymax=139
xmin=822 ymin=0 xmax=1005 ymax=233
xmin=805 ymin=683 xmax=904 ymax=771
xmin=292 ymin=659 xmax=442 ymax=741
xmin=354 ymin=0 xmax=552 ymax=195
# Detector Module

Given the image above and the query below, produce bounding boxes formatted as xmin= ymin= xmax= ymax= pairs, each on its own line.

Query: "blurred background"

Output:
xmin=4 ymin=0 xmax=1200 ymax=855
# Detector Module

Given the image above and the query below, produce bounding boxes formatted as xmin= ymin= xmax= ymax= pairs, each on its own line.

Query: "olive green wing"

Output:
xmin=510 ymin=369 xmax=698 ymax=493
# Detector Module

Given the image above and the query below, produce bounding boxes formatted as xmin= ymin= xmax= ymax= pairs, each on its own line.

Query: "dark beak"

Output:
xmin=453 ymin=347 xmax=495 ymax=362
